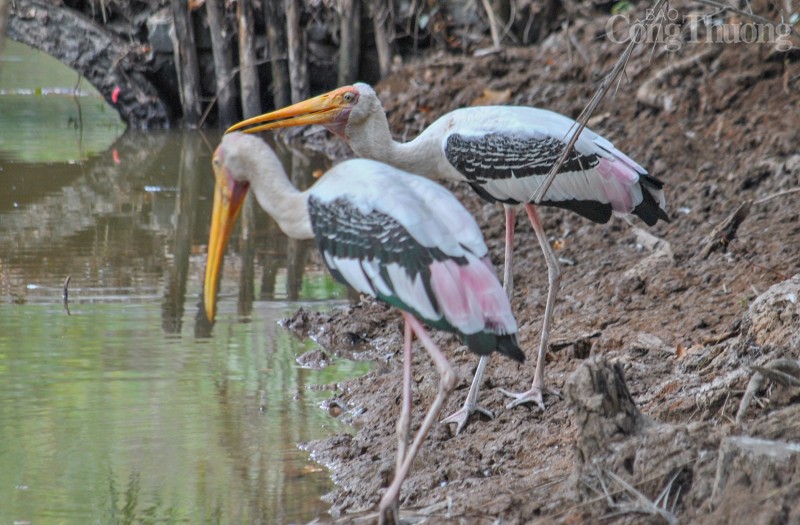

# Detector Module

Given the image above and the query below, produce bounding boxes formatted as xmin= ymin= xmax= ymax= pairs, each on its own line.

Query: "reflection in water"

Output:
xmin=0 ymin=39 xmax=125 ymax=163
xmin=239 ymin=193 xmax=258 ymax=319
xmin=0 ymin=128 xmax=362 ymax=524
xmin=0 ymin=131 xmax=346 ymax=307
xmin=162 ymin=132 xmax=203 ymax=334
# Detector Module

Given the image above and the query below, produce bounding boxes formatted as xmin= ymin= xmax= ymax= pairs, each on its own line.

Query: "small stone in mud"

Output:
xmin=295 ymin=349 xmax=330 ymax=369
xmin=327 ymin=399 xmax=346 ymax=417
xmin=572 ymin=337 xmax=593 ymax=359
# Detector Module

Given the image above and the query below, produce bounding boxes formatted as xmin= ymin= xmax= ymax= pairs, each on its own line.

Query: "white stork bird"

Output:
xmin=226 ymin=83 xmax=669 ymax=433
xmin=203 ymin=133 xmax=524 ymax=522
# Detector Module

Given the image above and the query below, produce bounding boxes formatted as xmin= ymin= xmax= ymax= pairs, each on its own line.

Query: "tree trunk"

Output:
xmin=565 ymin=357 xmax=644 ymax=465
xmin=237 ymin=0 xmax=261 ymax=118
xmin=170 ymin=0 xmax=202 ymax=127
xmin=370 ymin=0 xmax=393 ymax=79
xmin=0 ymin=0 xmax=9 ymax=82
xmin=264 ymin=0 xmax=291 ymax=108
xmin=205 ymin=0 xmax=237 ymax=127
xmin=285 ymin=0 xmax=308 ymax=103
xmin=337 ymin=0 xmax=361 ymax=85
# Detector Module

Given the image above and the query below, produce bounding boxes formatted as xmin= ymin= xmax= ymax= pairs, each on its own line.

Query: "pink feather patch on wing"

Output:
xmin=596 ymin=157 xmax=637 ymax=214
xmin=429 ymin=255 xmax=516 ymax=335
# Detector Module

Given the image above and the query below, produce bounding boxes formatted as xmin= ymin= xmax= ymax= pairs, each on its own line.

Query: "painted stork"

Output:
xmin=226 ymin=83 xmax=670 ymax=433
xmin=203 ymin=133 xmax=524 ymax=521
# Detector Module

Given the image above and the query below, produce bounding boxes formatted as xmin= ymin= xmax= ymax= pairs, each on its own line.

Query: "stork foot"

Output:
xmin=378 ymin=495 xmax=400 ymax=525
xmin=499 ymin=385 xmax=560 ymax=411
xmin=440 ymin=402 xmax=494 ymax=435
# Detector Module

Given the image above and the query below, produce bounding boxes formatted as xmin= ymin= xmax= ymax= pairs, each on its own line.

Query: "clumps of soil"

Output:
xmin=285 ymin=4 xmax=799 ymax=523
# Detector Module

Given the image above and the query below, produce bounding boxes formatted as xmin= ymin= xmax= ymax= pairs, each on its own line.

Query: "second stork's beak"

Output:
xmin=203 ymin=152 xmax=250 ymax=322
xmin=225 ymin=86 xmax=355 ymax=135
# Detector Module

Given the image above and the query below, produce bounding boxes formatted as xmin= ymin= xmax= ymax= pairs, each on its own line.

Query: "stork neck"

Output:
xmin=386 ymin=137 xmax=441 ymax=178
xmin=347 ymin=108 xmax=441 ymax=180
xmin=249 ymin=167 xmax=314 ymax=240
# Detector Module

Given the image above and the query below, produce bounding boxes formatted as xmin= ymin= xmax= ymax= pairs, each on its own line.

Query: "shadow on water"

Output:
xmin=0 ymin=127 xmax=368 ymax=524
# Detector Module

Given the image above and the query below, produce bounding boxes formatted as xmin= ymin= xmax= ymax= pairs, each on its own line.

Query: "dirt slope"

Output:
xmin=282 ymin=7 xmax=800 ymax=524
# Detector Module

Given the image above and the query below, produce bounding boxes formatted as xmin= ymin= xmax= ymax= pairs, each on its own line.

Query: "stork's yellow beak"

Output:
xmin=225 ymin=86 xmax=357 ymax=135
xmin=203 ymin=153 xmax=249 ymax=322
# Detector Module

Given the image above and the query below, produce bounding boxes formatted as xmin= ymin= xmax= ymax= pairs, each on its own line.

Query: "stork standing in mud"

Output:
xmin=227 ymin=83 xmax=670 ymax=432
xmin=203 ymin=133 xmax=524 ymax=521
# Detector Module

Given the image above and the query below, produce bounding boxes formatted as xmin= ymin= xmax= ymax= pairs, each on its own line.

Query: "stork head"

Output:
xmin=203 ymin=133 xmax=255 ymax=322
xmin=225 ymin=83 xmax=380 ymax=141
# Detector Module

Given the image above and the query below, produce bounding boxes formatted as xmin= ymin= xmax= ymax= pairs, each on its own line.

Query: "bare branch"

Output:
xmin=754 ymin=187 xmax=800 ymax=205
xmin=531 ymin=0 xmax=670 ymax=204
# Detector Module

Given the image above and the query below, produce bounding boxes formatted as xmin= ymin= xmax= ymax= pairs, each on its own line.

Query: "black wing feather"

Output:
xmin=445 ymin=133 xmax=599 ymax=181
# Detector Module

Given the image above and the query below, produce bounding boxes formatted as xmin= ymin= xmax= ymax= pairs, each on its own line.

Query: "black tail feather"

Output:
xmin=462 ymin=332 xmax=524 ymax=363
xmin=496 ymin=333 xmax=525 ymax=363
xmin=632 ymin=178 xmax=670 ymax=226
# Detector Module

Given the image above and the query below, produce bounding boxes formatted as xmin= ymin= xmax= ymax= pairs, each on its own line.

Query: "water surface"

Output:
xmin=1 ymin=39 xmax=364 ymax=524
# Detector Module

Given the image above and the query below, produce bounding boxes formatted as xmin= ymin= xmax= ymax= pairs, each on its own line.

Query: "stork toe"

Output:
xmin=440 ymin=402 xmax=494 ymax=435
xmin=500 ymin=384 xmax=561 ymax=411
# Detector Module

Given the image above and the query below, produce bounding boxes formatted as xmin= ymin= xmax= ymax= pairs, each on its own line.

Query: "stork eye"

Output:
xmin=212 ymin=156 xmax=221 ymax=167
xmin=343 ymin=91 xmax=356 ymax=103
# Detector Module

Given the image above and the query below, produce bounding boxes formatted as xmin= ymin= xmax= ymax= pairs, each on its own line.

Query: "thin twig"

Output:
xmin=557 ymin=458 xmax=700 ymax=522
xmin=199 ymin=56 xmax=288 ymax=127
xmin=754 ymin=187 xmax=800 ymax=205
xmin=531 ymin=0 xmax=669 ymax=204
xmin=63 ymin=275 xmax=71 ymax=316
xmin=736 ymin=359 xmax=800 ymax=422
xmin=564 ymin=20 xmax=592 ymax=66
xmin=602 ymin=470 xmax=679 ymax=524
xmin=479 ymin=0 xmax=502 ymax=50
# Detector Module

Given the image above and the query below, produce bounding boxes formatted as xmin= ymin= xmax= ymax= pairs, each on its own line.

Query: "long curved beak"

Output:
xmin=226 ymin=91 xmax=346 ymax=134
xmin=203 ymin=162 xmax=249 ymax=322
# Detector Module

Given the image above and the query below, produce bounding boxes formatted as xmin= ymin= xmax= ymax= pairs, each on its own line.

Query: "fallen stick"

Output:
xmin=699 ymin=201 xmax=752 ymax=258
xmin=736 ymin=359 xmax=800 ymax=423
xmin=63 ymin=274 xmax=71 ymax=316
xmin=636 ymin=44 xmax=723 ymax=112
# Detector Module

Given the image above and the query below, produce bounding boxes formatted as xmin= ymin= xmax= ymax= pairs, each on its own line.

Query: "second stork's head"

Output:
xmin=203 ymin=134 xmax=256 ymax=322
xmin=225 ymin=83 xmax=383 ymax=143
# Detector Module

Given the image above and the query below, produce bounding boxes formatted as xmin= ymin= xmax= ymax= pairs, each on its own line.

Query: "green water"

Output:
xmin=0 ymin=39 xmax=364 ymax=524
xmin=0 ymin=302 xmax=369 ymax=524
xmin=0 ymin=39 xmax=125 ymax=163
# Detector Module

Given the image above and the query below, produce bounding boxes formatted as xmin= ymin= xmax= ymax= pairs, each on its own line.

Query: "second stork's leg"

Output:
xmin=379 ymin=312 xmax=455 ymax=522
xmin=440 ymin=205 xmax=517 ymax=434
xmin=501 ymin=204 xmax=561 ymax=410
xmin=396 ymin=320 xmax=413 ymax=473
xmin=382 ymin=317 xmax=414 ymax=525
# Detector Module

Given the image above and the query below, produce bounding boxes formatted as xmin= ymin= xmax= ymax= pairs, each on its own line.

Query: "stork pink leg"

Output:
xmin=379 ymin=312 xmax=455 ymax=523
xmin=396 ymin=320 xmax=413 ymax=474
xmin=502 ymin=204 xmax=517 ymax=298
xmin=500 ymin=204 xmax=561 ymax=410
xmin=440 ymin=204 xmax=517 ymax=434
